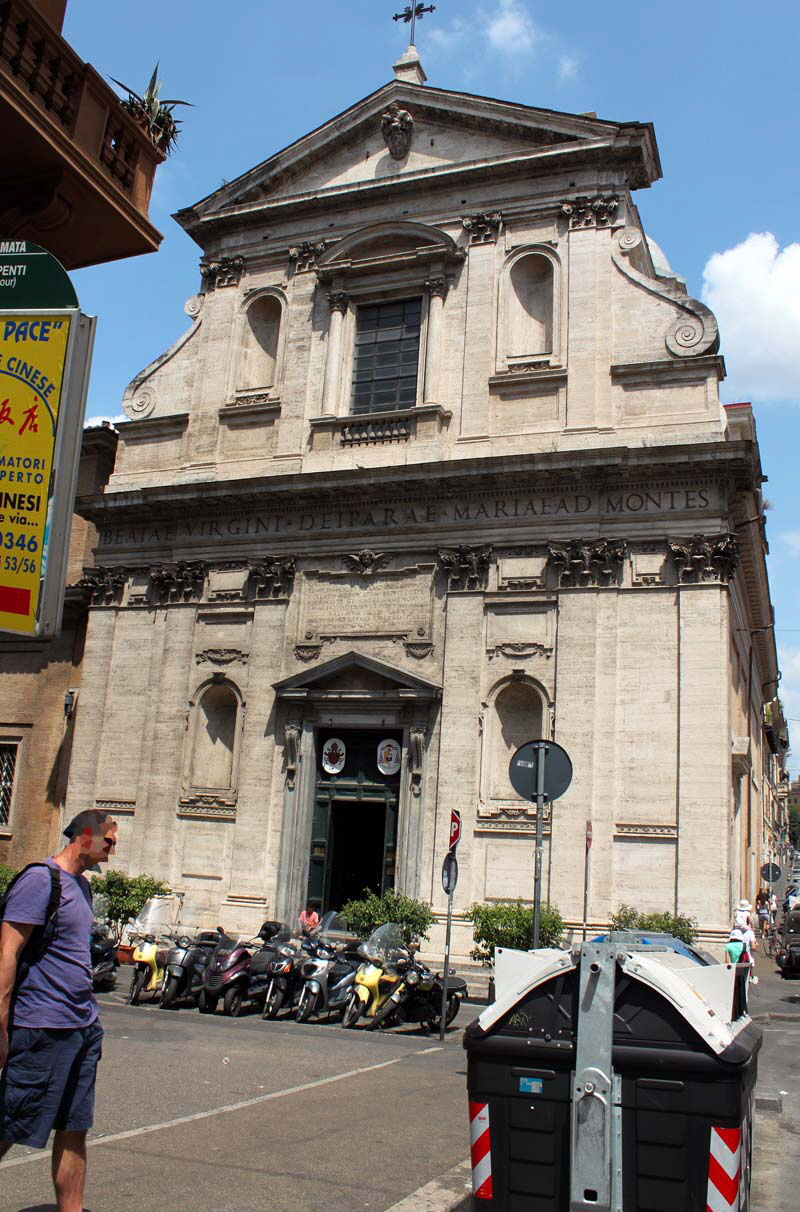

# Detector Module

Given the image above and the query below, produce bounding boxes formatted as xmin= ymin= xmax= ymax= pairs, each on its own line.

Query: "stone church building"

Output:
xmin=69 ymin=47 xmax=780 ymax=948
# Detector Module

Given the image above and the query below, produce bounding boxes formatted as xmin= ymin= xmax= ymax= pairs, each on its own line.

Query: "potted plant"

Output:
xmin=110 ymin=63 xmax=192 ymax=155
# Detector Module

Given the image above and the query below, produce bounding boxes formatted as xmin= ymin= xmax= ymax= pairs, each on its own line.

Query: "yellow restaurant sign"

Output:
xmin=0 ymin=314 xmax=72 ymax=634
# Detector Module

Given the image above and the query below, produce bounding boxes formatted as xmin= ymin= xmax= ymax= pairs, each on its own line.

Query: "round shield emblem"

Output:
xmin=377 ymin=738 xmax=401 ymax=775
xmin=322 ymin=737 xmax=346 ymax=774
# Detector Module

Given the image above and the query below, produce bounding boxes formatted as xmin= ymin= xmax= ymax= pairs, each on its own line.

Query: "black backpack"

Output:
xmin=0 ymin=862 xmax=61 ymax=986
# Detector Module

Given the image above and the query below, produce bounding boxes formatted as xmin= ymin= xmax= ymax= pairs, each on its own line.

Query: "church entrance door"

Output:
xmin=307 ymin=728 xmax=401 ymax=912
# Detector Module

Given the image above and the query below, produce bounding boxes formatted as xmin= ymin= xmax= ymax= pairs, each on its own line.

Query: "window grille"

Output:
xmin=0 ymin=743 xmax=18 ymax=827
xmin=352 ymin=298 xmax=421 ymax=414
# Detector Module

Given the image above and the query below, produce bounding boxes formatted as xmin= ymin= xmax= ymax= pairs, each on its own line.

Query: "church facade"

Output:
xmin=69 ymin=50 xmax=781 ymax=948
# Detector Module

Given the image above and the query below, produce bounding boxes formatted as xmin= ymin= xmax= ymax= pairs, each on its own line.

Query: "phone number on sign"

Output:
xmin=1 ymin=533 xmax=39 ymax=553
xmin=3 ymin=554 xmax=36 ymax=574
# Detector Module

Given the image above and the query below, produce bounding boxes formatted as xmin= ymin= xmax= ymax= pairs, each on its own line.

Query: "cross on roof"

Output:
xmin=393 ymin=3 xmax=436 ymax=46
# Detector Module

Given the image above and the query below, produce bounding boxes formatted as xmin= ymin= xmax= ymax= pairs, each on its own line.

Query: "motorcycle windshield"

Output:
xmin=127 ymin=896 xmax=178 ymax=937
xmin=364 ymin=923 xmax=409 ymax=965
xmin=311 ymin=912 xmax=350 ymax=945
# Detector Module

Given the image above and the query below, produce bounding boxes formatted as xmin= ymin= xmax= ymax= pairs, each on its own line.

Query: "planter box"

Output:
xmin=116 ymin=944 xmax=134 ymax=965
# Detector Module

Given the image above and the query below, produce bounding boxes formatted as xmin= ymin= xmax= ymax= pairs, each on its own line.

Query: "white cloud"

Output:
xmin=558 ymin=53 xmax=579 ymax=81
xmin=702 ymin=233 xmax=800 ymax=403
xmin=485 ymin=0 xmax=541 ymax=55
xmin=85 ymin=413 xmax=126 ymax=427
xmin=779 ymin=532 xmax=800 ymax=557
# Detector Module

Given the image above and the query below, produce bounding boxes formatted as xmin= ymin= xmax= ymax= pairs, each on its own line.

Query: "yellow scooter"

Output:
xmin=342 ymin=923 xmax=408 ymax=1028
xmin=128 ymin=934 xmax=169 ymax=1004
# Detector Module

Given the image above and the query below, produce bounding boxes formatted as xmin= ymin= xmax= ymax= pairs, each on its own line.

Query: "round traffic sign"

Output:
xmin=509 ymin=741 xmax=573 ymax=803
xmin=761 ymin=862 xmax=781 ymax=883
xmin=441 ymin=851 xmax=458 ymax=896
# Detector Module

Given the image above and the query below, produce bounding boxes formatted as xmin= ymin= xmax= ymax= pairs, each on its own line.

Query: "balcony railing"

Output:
xmin=0 ymin=0 xmax=163 ymax=216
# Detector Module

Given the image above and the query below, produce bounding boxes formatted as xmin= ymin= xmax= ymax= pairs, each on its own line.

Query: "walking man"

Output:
xmin=0 ymin=809 xmax=117 ymax=1210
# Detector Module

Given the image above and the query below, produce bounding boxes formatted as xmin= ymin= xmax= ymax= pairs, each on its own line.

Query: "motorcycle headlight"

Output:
xmin=406 ymin=969 xmax=420 ymax=986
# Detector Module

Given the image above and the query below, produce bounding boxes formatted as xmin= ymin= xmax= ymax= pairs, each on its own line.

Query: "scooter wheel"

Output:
xmin=223 ymin=986 xmax=244 ymax=1017
xmin=296 ymin=989 xmax=317 ymax=1023
xmin=128 ymin=968 xmax=147 ymax=1006
xmin=262 ymin=986 xmax=282 ymax=1020
xmin=160 ymin=975 xmax=181 ymax=1009
xmin=198 ymin=991 xmax=217 ymax=1014
xmin=342 ymin=993 xmax=363 ymax=1029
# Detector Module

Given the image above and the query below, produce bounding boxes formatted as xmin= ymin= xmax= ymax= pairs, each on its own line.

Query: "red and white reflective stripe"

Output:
xmin=707 ymin=1125 xmax=742 ymax=1212
xmin=469 ymin=1100 xmax=493 ymax=1200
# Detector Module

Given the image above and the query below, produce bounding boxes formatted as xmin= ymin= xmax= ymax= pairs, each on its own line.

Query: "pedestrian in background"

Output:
xmin=757 ymin=893 xmax=770 ymax=938
xmin=0 ymin=809 xmax=117 ymax=1211
xmin=770 ymin=890 xmax=778 ymax=924
xmin=724 ymin=928 xmax=745 ymax=965
xmin=299 ymin=901 xmax=320 ymax=935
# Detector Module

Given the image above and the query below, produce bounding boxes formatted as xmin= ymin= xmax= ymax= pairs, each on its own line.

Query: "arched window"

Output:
xmin=182 ymin=679 xmax=243 ymax=807
xmin=237 ymin=295 xmax=282 ymax=392
xmin=488 ymin=680 xmax=546 ymax=801
xmin=506 ymin=254 xmax=554 ymax=359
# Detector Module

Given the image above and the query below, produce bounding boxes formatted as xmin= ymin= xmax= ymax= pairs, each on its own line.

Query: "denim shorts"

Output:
xmin=0 ymin=1020 xmax=103 ymax=1148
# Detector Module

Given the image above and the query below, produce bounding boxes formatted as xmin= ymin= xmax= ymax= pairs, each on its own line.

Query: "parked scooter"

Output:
xmin=91 ymin=923 xmax=119 ymax=992
xmin=199 ymin=930 xmax=263 ymax=1017
xmin=342 ymin=923 xmax=466 ymax=1031
xmin=262 ymin=929 xmax=314 ymax=1019
xmin=245 ymin=922 xmax=293 ymax=1010
xmin=295 ymin=913 xmax=363 ymax=1022
xmin=160 ymin=929 xmax=221 ymax=1009
xmin=128 ymin=932 xmax=171 ymax=1004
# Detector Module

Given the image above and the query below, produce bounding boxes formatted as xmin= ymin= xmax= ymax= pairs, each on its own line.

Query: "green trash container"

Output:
xmin=464 ymin=937 xmax=760 ymax=1212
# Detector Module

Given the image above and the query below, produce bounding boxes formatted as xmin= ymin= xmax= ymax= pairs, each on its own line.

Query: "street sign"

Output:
xmin=0 ymin=240 xmax=94 ymax=638
xmin=449 ymin=809 xmax=462 ymax=850
xmin=441 ymin=850 xmax=458 ymax=895
xmin=761 ymin=863 xmax=781 ymax=883
xmin=509 ymin=740 xmax=573 ymax=802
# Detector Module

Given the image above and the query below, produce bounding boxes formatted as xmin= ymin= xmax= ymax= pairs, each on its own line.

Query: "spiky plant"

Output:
xmin=110 ymin=63 xmax=192 ymax=155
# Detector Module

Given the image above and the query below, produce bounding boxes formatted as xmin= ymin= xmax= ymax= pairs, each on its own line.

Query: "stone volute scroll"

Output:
xmin=438 ymin=545 xmax=492 ymax=591
xmin=462 ymin=213 xmax=502 ymax=244
xmin=611 ymin=227 xmax=720 ymax=358
xmin=668 ymin=534 xmax=738 ymax=582
xmin=284 ymin=720 xmax=301 ymax=790
xmin=287 ymin=240 xmax=327 ymax=273
xmin=561 ymin=195 xmax=619 ymax=229
xmin=409 ymin=725 xmax=426 ymax=797
xmin=381 ymin=101 xmax=414 ymax=159
xmin=199 ymin=256 xmax=245 ymax=291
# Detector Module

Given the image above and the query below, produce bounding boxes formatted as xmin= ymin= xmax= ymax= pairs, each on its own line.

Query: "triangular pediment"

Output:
xmin=273 ymin=651 xmax=441 ymax=700
xmin=175 ymin=82 xmax=658 ymax=237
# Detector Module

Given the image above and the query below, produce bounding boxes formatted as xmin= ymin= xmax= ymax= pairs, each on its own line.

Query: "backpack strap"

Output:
xmin=0 ymin=862 xmax=62 ymax=987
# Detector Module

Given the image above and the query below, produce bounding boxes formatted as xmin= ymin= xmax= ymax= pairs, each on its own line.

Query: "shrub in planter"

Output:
xmin=466 ymin=900 xmax=564 ymax=966
xmin=610 ymin=903 xmax=698 ymax=944
xmin=0 ymin=864 xmax=18 ymax=896
xmin=89 ymin=870 xmax=170 ymax=941
xmin=339 ymin=889 xmax=435 ymax=944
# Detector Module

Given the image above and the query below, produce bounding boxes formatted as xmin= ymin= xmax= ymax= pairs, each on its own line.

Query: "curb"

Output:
xmin=752 ymin=1012 xmax=800 ymax=1023
xmin=385 ymin=1158 xmax=472 ymax=1212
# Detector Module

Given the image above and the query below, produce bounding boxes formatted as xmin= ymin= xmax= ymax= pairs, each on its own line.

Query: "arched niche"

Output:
xmin=236 ymin=291 xmax=284 ymax=393
xmin=182 ymin=677 xmax=244 ymax=805
xmin=480 ymin=676 xmax=551 ymax=807
xmin=498 ymin=248 xmax=559 ymax=369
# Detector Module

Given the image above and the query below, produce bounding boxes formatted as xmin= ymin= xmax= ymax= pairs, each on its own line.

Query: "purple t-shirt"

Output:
xmin=4 ymin=859 xmax=97 ymax=1029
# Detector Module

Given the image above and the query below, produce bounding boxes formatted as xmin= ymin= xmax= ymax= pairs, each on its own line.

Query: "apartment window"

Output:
xmin=352 ymin=297 xmax=421 ymax=414
xmin=0 ymin=742 xmax=18 ymax=827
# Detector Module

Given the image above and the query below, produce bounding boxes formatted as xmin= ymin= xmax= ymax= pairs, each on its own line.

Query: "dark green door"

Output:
xmin=307 ymin=729 xmax=401 ymax=911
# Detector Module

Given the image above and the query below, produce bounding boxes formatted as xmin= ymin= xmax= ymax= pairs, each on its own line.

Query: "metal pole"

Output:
xmin=439 ymin=880 xmax=454 ymax=1042
xmin=532 ymin=741 xmax=547 ymax=949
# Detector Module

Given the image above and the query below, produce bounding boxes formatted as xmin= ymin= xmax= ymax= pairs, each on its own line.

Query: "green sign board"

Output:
xmin=0 ymin=240 xmax=78 ymax=309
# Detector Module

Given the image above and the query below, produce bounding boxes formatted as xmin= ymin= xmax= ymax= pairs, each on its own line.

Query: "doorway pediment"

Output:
xmin=273 ymin=650 xmax=441 ymax=703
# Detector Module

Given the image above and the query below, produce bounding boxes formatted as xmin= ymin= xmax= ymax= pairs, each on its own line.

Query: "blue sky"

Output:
xmin=63 ymin=0 xmax=800 ymax=767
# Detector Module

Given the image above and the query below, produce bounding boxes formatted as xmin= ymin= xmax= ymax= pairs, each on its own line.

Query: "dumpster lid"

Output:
xmin=478 ymin=947 xmax=576 ymax=1033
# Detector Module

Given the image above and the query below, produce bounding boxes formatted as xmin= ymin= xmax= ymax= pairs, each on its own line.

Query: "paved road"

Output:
xmin=0 ymin=990 xmax=470 ymax=1212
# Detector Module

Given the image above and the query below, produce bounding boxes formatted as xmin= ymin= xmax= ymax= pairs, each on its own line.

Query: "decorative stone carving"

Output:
xmin=231 ymin=391 xmax=272 ymax=407
xmin=381 ymin=101 xmax=414 ymax=159
xmin=247 ymin=556 xmax=296 ymax=598
xmin=409 ymin=725 xmax=426 ymax=797
xmin=78 ymin=565 xmax=127 ymax=605
xmin=95 ymin=799 xmax=135 ymax=814
xmin=668 ymin=534 xmax=738 ymax=582
xmin=342 ymin=549 xmax=391 ymax=577
xmin=508 ymin=360 xmax=550 ymax=373
xmin=612 ymin=228 xmax=719 ymax=358
xmin=195 ymin=649 xmax=248 ymax=666
xmin=424 ymin=277 xmax=448 ymax=299
xmin=177 ymin=797 xmax=237 ymax=819
xmin=488 ymin=642 xmax=550 ymax=661
xmin=199 ymin=255 xmax=245 ymax=290
xmin=546 ymin=539 xmax=627 ymax=587
xmin=184 ymin=294 xmax=204 ymax=318
xmin=294 ymin=643 xmax=323 ymax=662
xmin=404 ymin=641 xmax=434 ymax=659
xmin=284 ymin=721 xmax=301 ymax=789
xmin=614 ymin=822 xmax=678 ymax=838
xmin=288 ymin=240 xmax=327 ymax=271
xmin=149 ymin=561 xmax=207 ymax=603
xmin=462 ymin=212 xmax=502 ymax=243
xmin=126 ymin=388 xmax=155 ymax=418
xmin=327 ymin=290 xmax=349 ymax=314
xmin=438 ymin=545 xmax=492 ymax=591
xmin=561 ymin=195 xmax=619 ymax=228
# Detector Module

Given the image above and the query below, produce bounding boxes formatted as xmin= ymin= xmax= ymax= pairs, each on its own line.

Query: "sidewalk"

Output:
xmin=749 ymin=950 xmax=800 ymax=1210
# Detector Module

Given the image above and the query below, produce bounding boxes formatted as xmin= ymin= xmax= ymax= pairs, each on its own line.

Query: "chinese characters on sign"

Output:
xmin=0 ymin=315 xmax=71 ymax=634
